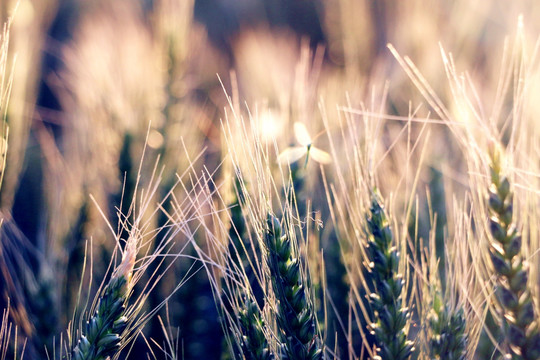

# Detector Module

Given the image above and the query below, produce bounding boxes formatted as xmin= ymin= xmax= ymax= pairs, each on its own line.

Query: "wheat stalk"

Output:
xmin=223 ymin=173 xmax=273 ymax=360
xmin=486 ymin=148 xmax=540 ymax=360
xmin=67 ymin=155 xmax=194 ymax=360
xmin=70 ymin=238 xmax=136 ymax=360
xmin=236 ymin=295 xmax=273 ymax=360
xmin=428 ymin=292 xmax=468 ymax=360
xmin=265 ymin=214 xmax=322 ymax=360
xmin=365 ymin=191 xmax=414 ymax=360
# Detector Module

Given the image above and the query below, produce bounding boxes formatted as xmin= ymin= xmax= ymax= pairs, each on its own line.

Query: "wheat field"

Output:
xmin=1 ymin=0 xmax=540 ymax=359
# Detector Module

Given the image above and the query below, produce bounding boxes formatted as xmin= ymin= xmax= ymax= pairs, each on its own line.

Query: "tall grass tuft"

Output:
xmin=0 ymin=306 xmax=25 ymax=360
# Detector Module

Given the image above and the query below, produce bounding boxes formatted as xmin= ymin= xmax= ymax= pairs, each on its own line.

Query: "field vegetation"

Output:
xmin=1 ymin=1 xmax=540 ymax=359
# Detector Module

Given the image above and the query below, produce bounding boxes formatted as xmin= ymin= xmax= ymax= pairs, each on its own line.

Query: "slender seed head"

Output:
xmin=365 ymin=191 xmax=414 ymax=360
xmin=264 ymin=214 xmax=322 ymax=360
xmin=487 ymin=149 xmax=539 ymax=360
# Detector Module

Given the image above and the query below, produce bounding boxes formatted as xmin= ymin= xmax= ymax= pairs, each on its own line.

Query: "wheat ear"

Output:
xmin=71 ymin=238 xmax=136 ymax=360
xmin=487 ymin=150 xmax=540 ymax=360
xmin=428 ymin=292 xmax=468 ymax=360
xmin=366 ymin=191 xmax=414 ymax=360
xmin=236 ymin=295 xmax=273 ymax=360
xmin=225 ymin=175 xmax=272 ymax=360
xmin=265 ymin=214 xmax=322 ymax=360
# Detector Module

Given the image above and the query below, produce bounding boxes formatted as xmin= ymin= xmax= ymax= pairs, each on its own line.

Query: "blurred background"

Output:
xmin=1 ymin=0 xmax=540 ymax=358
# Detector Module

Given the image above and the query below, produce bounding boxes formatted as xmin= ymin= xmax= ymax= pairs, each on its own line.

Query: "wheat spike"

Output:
xmin=265 ymin=214 xmax=322 ymax=360
xmin=487 ymin=149 xmax=540 ymax=360
xmin=70 ymin=235 xmax=136 ymax=360
xmin=365 ymin=191 xmax=414 ymax=360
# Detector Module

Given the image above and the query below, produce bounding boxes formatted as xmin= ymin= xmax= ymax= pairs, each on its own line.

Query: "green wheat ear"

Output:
xmin=487 ymin=149 xmax=540 ymax=360
xmin=236 ymin=295 xmax=273 ymax=360
xmin=428 ymin=291 xmax=468 ymax=360
xmin=265 ymin=214 xmax=322 ymax=360
xmin=366 ymin=191 xmax=414 ymax=360
xmin=71 ymin=275 xmax=129 ymax=360
xmin=71 ymin=241 xmax=135 ymax=360
xmin=224 ymin=172 xmax=273 ymax=360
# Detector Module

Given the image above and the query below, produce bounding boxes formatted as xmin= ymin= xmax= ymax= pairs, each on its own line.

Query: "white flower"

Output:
xmin=277 ymin=122 xmax=331 ymax=167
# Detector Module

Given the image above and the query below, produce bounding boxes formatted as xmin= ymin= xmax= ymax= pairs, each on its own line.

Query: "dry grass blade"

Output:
xmin=1 ymin=306 xmax=25 ymax=360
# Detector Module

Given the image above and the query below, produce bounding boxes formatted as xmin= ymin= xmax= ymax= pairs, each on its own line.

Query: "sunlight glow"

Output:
xmin=257 ymin=110 xmax=281 ymax=142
